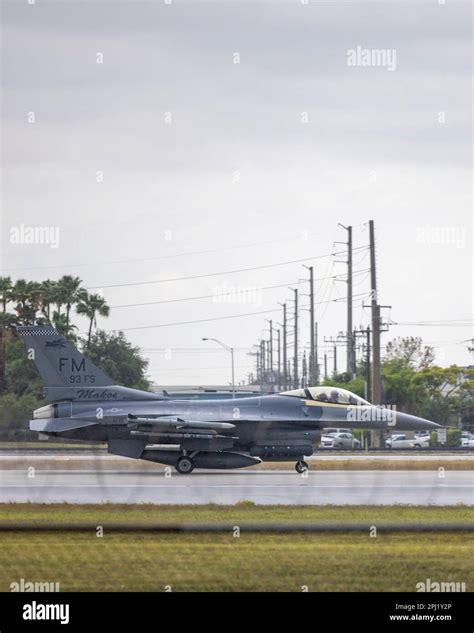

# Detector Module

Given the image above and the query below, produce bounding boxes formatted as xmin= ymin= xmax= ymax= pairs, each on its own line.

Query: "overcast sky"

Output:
xmin=1 ymin=0 xmax=472 ymax=386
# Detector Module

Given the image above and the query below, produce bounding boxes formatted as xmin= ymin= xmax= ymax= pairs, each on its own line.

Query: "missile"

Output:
xmin=127 ymin=416 xmax=235 ymax=431
xmin=131 ymin=431 xmax=217 ymax=440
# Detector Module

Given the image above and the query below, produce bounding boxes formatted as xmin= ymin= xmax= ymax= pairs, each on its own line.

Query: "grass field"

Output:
xmin=0 ymin=504 xmax=472 ymax=591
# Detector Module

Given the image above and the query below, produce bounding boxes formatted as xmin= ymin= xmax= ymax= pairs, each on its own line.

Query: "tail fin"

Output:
xmin=17 ymin=325 xmax=113 ymax=401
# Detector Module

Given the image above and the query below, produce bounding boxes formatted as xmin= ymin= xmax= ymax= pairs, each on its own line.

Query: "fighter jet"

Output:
xmin=18 ymin=325 xmax=441 ymax=473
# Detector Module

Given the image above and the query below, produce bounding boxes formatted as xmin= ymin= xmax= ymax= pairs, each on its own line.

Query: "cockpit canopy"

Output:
xmin=280 ymin=386 xmax=370 ymax=406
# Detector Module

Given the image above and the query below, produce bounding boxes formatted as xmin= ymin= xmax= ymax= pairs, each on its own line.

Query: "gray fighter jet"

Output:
xmin=18 ymin=325 xmax=441 ymax=473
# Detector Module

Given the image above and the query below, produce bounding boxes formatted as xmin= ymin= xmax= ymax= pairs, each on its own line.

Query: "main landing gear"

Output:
xmin=176 ymin=455 xmax=194 ymax=474
xmin=295 ymin=460 xmax=309 ymax=474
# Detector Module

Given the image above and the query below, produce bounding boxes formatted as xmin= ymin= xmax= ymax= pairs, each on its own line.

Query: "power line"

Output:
xmin=391 ymin=319 xmax=473 ymax=327
xmin=90 ymin=293 xmax=363 ymax=334
xmin=109 ymin=273 xmax=357 ymax=309
xmin=2 ymin=228 xmax=340 ymax=273
xmin=87 ymin=251 xmax=346 ymax=291
xmin=96 ymin=308 xmax=281 ymax=332
xmin=147 ymin=366 xmax=253 ymax=371
xmin=143 ymin=348 xmax=253 ymax=352
xmin=109 ymin=272 xmax=369 ymax=309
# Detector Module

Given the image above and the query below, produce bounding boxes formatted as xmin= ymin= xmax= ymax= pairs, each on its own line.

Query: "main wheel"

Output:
xmin=295 ymin=460 xmax=309 ymax=474
xmin=176 ymin=456 xmax=194 ymax=474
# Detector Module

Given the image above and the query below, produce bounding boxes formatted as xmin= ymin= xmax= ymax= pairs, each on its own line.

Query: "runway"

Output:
xmin=1 ymin=469 xmax=472 ymax=505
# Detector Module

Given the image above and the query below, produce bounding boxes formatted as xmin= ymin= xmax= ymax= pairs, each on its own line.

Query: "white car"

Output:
xmin=414 ymin=431 xmax=430 ymax=440
xmin=386 ymin=434 xmax=430 ymax=449
xmin=321 ymin=432 xmax=361 ymax=449
xmin=323 ymin=428 xmax=352 ymax=435
xmin=461 ymin=434 xmax=474 ymax=448
xmin=391 ymin=433 xmax=407 ymax=441
xmin=411 ymin=435 xmax=431 ymax=449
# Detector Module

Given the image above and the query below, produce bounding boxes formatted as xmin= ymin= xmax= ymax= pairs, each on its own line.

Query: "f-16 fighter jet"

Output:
xmin=18 ymin=326 xmax=441 ymax=473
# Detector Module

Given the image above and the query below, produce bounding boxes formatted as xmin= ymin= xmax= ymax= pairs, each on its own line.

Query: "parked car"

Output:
xmin=414 ymin=431 xmax=430 ymax=439
xmin=461 ymin=434 xmax=474 ymax=448
xmin=385 ymin=434 xmax=430 ymax=450
xmin=411 ymin=435 xmax=431 ymax=449
xmin=321 ymin=432 xmax=361 ymax=449
xmin=391 ymin=433 xmax=407 ymax=441
xmin=322 ymin=428 xmax=352 ymax=436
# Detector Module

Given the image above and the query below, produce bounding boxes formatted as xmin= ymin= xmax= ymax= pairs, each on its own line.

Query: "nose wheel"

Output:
xmin=176 ymin=455 xmax=195 ymax=474
xmin=295 ymin=460 xmax=309 ymax=474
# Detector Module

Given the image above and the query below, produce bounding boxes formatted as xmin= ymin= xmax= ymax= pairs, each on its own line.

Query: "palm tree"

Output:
xmin=0 ymin=277 xmax=12 ymax=314
xmin=0 ymin=311 xmax=17 ymax=330
xmin=12 ymin=279 xmax=41 ymax=325
xmin=36 ymin=279 xmax=57 ymax=323
xmin=0 ymin=279 xmax=15 ymax=394
xmin=56 ymin=276 xmax=86 ymax=338
xmin=76 ymin=292 xmax=110 ymax=347
xmin=0 ymin=277 xmax=15 ymax=393
xmin=48 ymin=280 xmax=65 ymax=319
xmin=52 ymin=311 xmax=78 ymax=342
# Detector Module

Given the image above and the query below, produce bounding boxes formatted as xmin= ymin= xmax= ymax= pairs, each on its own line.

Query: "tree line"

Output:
xmin=0 ymin=275 xmax=150 ymax=439
xmin=0 ymin=275 xmax=109 ymax=345
xmin=324 ymin=337 xmax=473 ymax=429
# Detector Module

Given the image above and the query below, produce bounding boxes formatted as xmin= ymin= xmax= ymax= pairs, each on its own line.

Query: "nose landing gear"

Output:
xmin=295 ymin=460 xmax=309 ymax=474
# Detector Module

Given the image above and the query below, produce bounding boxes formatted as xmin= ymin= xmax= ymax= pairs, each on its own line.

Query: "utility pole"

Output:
xmin=310 ymin=268 xmax=315 ymax=384
xmin=369 ymin=219 xmax=383 ymax=447
xmin=369 ymin=220 xmax=381 ymax=405
xmin=347 ymin=226 xmax=354 ymax=377
xmin=337 ymin=224 xmax=354 ymax=378
xmin=293 ymin=288 xmax=298 ymax=388
xmin=261 ymin=339 xmax=266 ymax=385
xmin=277 ymin=328 xmax=281 ymax=390
xmin=302 ymin=351 xmax=307 ymax=387
xmin=248 ymin=347 xmax=260 ymax=385
xmin=280 ymin=303 xmax=288 ymax=390
xmin=303 ymin=265 xmax=316 ymax=385
xmin=268 ymin=320 xmax=273 ymax=373
xmin=0 ymin=326 xmax=5 ymax=394
xmin=353 ymin=327 xmax=372 ymax=400
xmin=324 ymin=336 xmax=346 ymax=377
xmin=324 ymin=353 xmax=328 ymax=380
xmin=314 ymin=321 xmax=319 ymax=385
xmin=365 ymin=326 xmax=371 ymax=402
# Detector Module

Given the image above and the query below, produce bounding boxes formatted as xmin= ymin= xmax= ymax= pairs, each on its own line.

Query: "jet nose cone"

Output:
xmin=394 ymin=411 xmax=442 ymax=431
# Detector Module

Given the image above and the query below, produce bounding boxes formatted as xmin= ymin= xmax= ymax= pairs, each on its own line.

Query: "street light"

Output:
xmin=202 ymin=337 xmax=235 ymax=397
